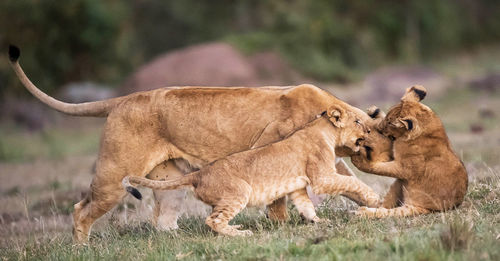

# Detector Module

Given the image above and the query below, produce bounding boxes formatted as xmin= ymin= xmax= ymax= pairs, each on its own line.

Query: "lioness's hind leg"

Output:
xmin=72 ymin=116 xmax=171 ymax=242
xmin=73 ymin=176 xmax=127 ymax=242
xmin=355 ymin=205 xmax=430 ymax=218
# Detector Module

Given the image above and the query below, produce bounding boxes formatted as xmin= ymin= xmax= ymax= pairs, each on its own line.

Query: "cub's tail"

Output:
xmin=8 ymin=45 xmax=124 ymax=117
xmin=121 ymin=173 xmax=197 ymax=200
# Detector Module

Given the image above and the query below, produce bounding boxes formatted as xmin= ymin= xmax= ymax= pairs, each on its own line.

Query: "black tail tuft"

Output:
xmin=8 ymin=45 xmax=20 ymax=62
xmin=126 ymin=186 xmax=143 ymax=200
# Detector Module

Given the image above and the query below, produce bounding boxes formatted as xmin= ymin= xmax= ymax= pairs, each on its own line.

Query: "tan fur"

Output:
xmin=10 ymin=55 xmax=380 ymax=242
xmin=123 ymin=111 xmax=379 ymax=236
xmin=352 ymin=85 xmax=468 ymax=218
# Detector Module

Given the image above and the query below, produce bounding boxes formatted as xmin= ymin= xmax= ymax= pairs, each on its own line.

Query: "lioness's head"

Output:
xmin=379 ymin=85 xmax=440 ymax=141
xmin=326 ymin=104 xmax=368 ymax=154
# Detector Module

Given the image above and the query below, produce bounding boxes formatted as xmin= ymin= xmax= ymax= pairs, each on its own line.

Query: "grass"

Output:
xmin=0 ymin=121 xmax=101 ymax=162
xmin=0 ymin=176 xmax=498 ymax=260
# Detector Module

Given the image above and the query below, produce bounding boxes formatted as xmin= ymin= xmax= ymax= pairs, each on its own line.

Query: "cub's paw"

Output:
xmin=220 ymin=226 xmax=253 ymax=237
xmin=237 ymin=230 xmax=254 ymax=237
xmin=355 ymin=207 xmax=389 ymax=218
xmin=351 ymin=155 xmax=374 ymax=172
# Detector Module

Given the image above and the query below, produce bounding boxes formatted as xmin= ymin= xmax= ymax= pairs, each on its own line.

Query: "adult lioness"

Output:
xmin=352 ymin=86 xmax=468 ymax=217
xmin=123 ymin=106 xmax=374 ymax=236
xmin=9 ymin=45 xmax=378 ymax=242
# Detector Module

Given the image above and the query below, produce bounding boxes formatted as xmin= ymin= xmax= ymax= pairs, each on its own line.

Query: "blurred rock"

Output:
xmin=59 ymin=82 xmax=116 ymax=103
xmin=364 ymin=66 xmax=449 ymax=103
xmin=479 ymin=108 xmax=495 ymax=119
xmin=1 ymin=98 xmax=50 ymax=131
xmin=469 ymin=73 xmax=500 ymax=92
xmin=247 ymin=51 xmax=308 ymax=85
xmin=120 ymin=42 xmax=307 ymax=94
xmin=120 ymin=42 xmax=258 ymax=94
xmin=469 ymin=123 xmax=484 ymax=134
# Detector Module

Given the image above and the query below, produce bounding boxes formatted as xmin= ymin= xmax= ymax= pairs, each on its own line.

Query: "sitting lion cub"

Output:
xmin=123 ymin=105 xmax=379 ymax=236
xmin=352 ymin=85 xmax=468 ymax=217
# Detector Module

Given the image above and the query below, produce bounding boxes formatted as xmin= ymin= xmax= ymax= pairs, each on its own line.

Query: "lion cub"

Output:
xmin=123 ymin=105 xmax=379 ymax=236
xmin=352 ymin=85 xmax=468 ymax=217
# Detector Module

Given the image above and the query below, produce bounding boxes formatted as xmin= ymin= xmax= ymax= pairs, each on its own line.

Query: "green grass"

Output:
xmin=0 ymin=123 xmax=101 ymax=162
xmin=1 ymin=178 xmax=498 ymax=261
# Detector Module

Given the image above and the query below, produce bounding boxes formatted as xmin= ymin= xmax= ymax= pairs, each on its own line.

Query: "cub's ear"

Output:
xmin=398 ymin=116 xmax=417 ymax=131
xmin=401 ymin=85 xmax=427 ymax=102
xmin=366 ymin=105 xmax=385 ymax=119
xmin=327 ymin=105 xmax=346 ymax=128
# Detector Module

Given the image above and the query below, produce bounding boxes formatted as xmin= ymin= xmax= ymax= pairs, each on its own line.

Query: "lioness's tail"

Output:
xmin=8 ymin=45 xmax=124 ymax=117
xmin=122 ymin=174 xmax=197 ymax=200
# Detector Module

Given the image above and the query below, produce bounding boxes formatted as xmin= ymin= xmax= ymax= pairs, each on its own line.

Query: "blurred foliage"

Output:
xmin=0 ymin=0 xmax=132 ymax=98
xmin=1 ymin=0 xmax=500 ymax=95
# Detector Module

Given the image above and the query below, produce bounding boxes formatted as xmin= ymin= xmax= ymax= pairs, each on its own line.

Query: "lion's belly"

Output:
xmin=247 ymin=176 xmax=309 ymax=206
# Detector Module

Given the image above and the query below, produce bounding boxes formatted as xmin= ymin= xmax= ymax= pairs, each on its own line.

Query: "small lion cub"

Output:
xmin=123 ymin=105 xmax=379 ymax=236
xmin=352 ymin=85 xmax=468 ymax=217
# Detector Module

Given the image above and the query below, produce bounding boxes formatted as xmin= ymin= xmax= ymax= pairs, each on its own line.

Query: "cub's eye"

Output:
xmin=355 ymin=120 xmax=361 ymax=125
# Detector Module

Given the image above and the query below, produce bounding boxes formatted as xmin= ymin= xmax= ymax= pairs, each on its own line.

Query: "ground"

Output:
xmin=1 ymin=47 xmax=499 ymax=260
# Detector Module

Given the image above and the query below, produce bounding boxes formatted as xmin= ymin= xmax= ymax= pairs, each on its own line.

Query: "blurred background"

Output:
xmin=1 ymin=0 xmax=500 ymax=244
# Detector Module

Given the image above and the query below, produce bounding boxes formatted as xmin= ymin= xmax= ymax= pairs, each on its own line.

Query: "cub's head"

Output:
xmin=379 ymin=85 xmax=439 ymax=141
xmin=326 ymin=104 xmax=369 ymax=154
xmin=359 ymin=106 xmax=394 ymax=162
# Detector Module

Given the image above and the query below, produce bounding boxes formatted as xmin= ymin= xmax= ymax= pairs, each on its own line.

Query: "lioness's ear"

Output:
xmin=327 ymin=105 xmax=346 ymax=128
xmin=398 ymin=117 xmax=417 ymax=131
xmin=366 ymin=105 xmax=385 ymax=119
xmin=401 ymin=85 xmax=427 ymax=102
